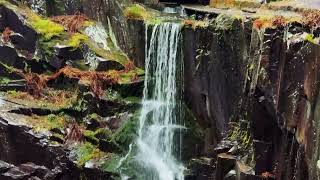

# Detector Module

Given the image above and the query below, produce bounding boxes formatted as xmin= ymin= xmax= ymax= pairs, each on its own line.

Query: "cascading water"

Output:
xmin=120 ymin=22 xmax=185 ymax=180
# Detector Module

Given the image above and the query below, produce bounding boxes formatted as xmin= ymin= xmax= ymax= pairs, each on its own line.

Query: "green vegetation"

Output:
xmin=0 ymin=77 xmax=11 ymax=84
xmin=84 ymin=130 xmax=100 ymax=144
xmin=29 ymin=15 xmax=65 ymax=40
xmin=84 ymin=128 xmax=111 ymax=145
xmin=76 ymin=142 xmax=105 ymax=166
xmin=123 ymin=4 xmax=162 ymax=25
xmin=5 ymin=89 xmax=79 ymax=110
xmin=67 ymin=33 xmax=88 ymax=48
xmin=0 ymin=62 xmax=16 ymax=74
xmin=304 ymin=33 xmax=316 ymax=44
xmin=26 ymin=114 xmax=66 ymax=132
xmin=102 ymin=154 xmax=121 ymax=173
xmin=124 ymin=4 xmax=150 ymax=20
xmin=111 ymin=111 xmax=140 ymax=151
xmin=89 ymin=113 xmax=99 ymax=120
xmin=214 ymin=13 xmax=240 ymax=31
xmin=183 ymin=104 xmax=204 ymax=147
xmin=184 ymin=19 xmax=209 ymax=29
xmin=228 ymin=121 xmax=252 ymax=149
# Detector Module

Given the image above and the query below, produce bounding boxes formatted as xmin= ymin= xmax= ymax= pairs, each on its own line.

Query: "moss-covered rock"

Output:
xmin=75 ymin=142 xmax=106 ymax=167
xmin=181 ymin=104 xmax=205 ymax=161
xmin=111 ymin=110 xmax=140 ymax=151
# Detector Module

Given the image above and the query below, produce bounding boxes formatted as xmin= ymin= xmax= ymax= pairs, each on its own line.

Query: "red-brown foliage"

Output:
xmin=48 ymin=66 xmax=118 ymax=97
xmin=272 ymin=15 xmax=286 ymax=27
xmin=51 ymin=12 xmax=90 ymax=33
xmin=24 ymin=73 xmax=47 ymax=98
xmin=2 ymin=27 xmax=12 ymax=44
xmin=14 ymin=69 xmax=47 ymax=98
xmin=302 ymin=10 xmax=320 ymax=28
xmin=130 ymin=73 xmax=139 ymax=82
xmin=124 ymin=61 xmax=136 ymax=73
xmin=253 ymin=19 xmax=267 ymax=30
xmin=13 ymin=66 xmax=118 ymax=98
xmin=65 ymin=122 xmax=84 ymax=144
xmin=261 ymin=172 xmax=275 ymax=179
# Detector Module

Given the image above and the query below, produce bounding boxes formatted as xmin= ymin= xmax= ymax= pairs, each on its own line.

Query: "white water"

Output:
xmin=133 ymin=22 xmax=184 ymax=180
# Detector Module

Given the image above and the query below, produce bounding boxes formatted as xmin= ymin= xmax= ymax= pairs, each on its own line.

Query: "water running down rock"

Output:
xmin=120 ymin=22 xmax=185 ymax=180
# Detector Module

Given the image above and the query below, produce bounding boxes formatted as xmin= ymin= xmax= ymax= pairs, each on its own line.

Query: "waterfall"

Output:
xmin=132 ymin=22 xmax=184 ymax=180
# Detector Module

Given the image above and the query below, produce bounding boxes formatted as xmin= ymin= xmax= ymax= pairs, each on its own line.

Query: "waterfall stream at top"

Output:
xmin=119 ymin=22 xmax=185 ymax=180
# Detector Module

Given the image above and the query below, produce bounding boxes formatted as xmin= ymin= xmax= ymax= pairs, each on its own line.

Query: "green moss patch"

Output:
xmin=111 ymin=110 xmax=140 ymax=151
xmin=26 ymin=113 xmax=66 ymax=132
xmin=123 ymin=4 xmax=162 ymax=25
xmin=84 ymin=128 xmax=112 ymax=145
xmin=29 ymin=15 xmax=65 ymax=40
xmin=67 ymin=33 xmax=89 ymax=48
xmin=76 ymin=142 xmax=106 ymax=166
xmin=5 ymin=89 xmax=79 ymax=110
xmin=124 ymin=4 xmax=150 ymax=20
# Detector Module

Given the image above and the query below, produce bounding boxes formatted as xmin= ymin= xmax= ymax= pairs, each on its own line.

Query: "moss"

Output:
xmin=102 ymin=154 xmax=121 ymax=173
xmin=29 ymin=15 xmax=65 ymax=40
xmin=95 ymin=128 xmax=112 ymax=139
xmin=26 ymin=114 xmax=66 ymax=132
xmin=0 ymin=62 xmax=16 ymax=74
xmin=183 ymin=104 xmax=204 ymax=141
xmin=7 ymin=90 xmax=20 ymax=98
xmin=228 ymin=121 xmax=252 ymax=149
xmin=76 ymin=142 xmax=105 ymax=166
xmin=184 ymin=19 xmax=209 ymax=29
xmin=51 ymin=132 xmax=64 ymax=143
xmin=89 ymin=113 xmax=98 ymax=120
xmin=84 ymin=130 xmax=100 ymax=144
xmin=214 ymin=13 xmax=240 ymax=31
xmin=38 ymin=37 xmax=61 ymax=58
xmin=123 ymin=4 xmax=162 ymax=25
xmin=124 ymin=4 xmax=150 ymax=20
xmin=0 ymin=77 xmax=11 ymax=84
xmin=84 ymin=128 xmax=112 ymax=145
xmin=67 ymin=33 xmax=88 ymax=48
xmin=304 ymin=33 xmax=316 ymax=44
xmin=83 ymin=21 xmax=95 ymax=27
xmin=123 ymin=96 xmax=141 ymax=104
xmin=111 ymin=110 xmax=140 ymax=151
xmin=5 ymin=89 xmax=79 ymax=110
xmin=70 ymin=60 xmax=90 ymax=71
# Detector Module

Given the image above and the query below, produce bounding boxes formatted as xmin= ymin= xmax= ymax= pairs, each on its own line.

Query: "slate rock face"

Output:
xmin=0 ymin=4 xmax=37 ymax=53
xmin=80 ymin=0 xmax=146 ymax=68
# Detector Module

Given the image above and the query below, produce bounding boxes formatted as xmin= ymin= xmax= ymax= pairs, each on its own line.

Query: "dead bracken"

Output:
xmin=2 ymin=27 xmax=12 ymax=43
xmin=253 ymin=15 xmax=287 ymax=30
xmin=302 ymin=9 xmax=320 ymax=28
xmin=51 ymin=12 xmax=91 ymax=33
xmin=12 ymin=66 xmax=119 ymax=98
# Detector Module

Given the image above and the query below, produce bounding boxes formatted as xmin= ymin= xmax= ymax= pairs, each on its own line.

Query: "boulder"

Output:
xmin=215 ymin=153 xmax=236 ymax=180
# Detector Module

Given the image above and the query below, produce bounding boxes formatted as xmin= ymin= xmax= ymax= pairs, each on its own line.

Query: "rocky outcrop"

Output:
xmin=80 ymin=0 xmax=146 ymax=68
xmin=78 ymin=1 xmax=320 ymax=179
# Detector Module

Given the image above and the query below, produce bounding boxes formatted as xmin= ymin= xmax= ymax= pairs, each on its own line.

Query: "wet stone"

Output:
xmin=235 ymin=161 xmax=258 ymax=180
xmin=186 ymin=157 xmax=215 ymax=180
xmin=215 ymin=153 xmax=237 ymax=180
xmin=0 ymin=161 xmax=14 ymax=173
